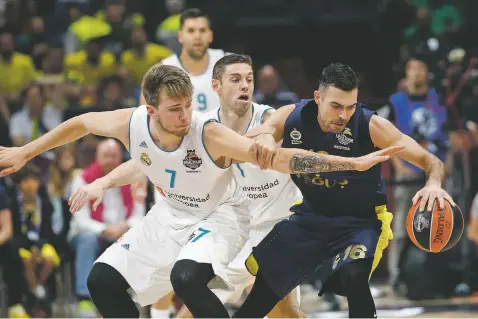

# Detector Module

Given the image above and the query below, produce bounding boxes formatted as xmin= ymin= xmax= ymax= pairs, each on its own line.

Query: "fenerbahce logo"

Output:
xmin=290 ymin=128 xmax=302 ymax=145
xmin=336 ymin=127 xmax=354 ymax=146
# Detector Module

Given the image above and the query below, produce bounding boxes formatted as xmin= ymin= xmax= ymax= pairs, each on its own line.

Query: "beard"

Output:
xmin=187 ymin=47 xmax=207 ymax=61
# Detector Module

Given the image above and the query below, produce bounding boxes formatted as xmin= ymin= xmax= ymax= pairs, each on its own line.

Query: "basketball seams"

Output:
xmin=441 ymin=202 xmax=453 ymax=250
xmin=429 ymin=201 xmax=435 ymax=252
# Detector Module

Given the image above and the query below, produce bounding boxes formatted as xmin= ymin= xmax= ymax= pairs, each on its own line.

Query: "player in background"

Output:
xmin=161 ymin=8 xmax=225 ymax=113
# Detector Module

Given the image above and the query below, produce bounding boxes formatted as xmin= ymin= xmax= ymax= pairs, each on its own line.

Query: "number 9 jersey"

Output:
xmin=161 ymin=49 xmax=226 ymax=113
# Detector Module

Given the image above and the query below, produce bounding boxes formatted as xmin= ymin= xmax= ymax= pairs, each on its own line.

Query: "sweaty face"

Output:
xmin=406 ymin=59 xmax=428 ymax=87
xmin=214 ymin=63 xmax=254 ymax=116
xmin=314 ymin=86 xmax=358 ymax=133
xmin=148 ymin=93 xmax=193 ymax=137
xmin=179 ymin=17 xmax=212 ymax=60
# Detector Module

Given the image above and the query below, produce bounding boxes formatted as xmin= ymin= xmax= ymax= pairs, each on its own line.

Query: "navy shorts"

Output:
xmin=245 ymin=212 xmax=385 ymax=299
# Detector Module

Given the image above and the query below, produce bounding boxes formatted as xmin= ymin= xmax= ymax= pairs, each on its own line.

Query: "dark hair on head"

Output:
xmin=213 ymin=54 xmax=253 ymax=81
xmin=180 ymin=8 xmax=210 ymax=29
xmin=319 ymin=62 xmax=359 ymax=92
xmin=141 ymin=64 xmax=193 ymax=108
xmin=12 ymin=163 xmax=41 ymax=185
xmin=22 ymin=82 xmax=46 ymax=103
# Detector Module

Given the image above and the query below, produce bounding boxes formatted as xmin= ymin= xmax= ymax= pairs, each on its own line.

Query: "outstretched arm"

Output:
xmin=369 ymin=114 xmax=454 ymax=210
xmin=0 ymin=108 xmax=134 ymax=176
xmin=203 ymin=121 xmax=402 ymax=174
xmin=69 ymin=160 xmax=146 ymax=213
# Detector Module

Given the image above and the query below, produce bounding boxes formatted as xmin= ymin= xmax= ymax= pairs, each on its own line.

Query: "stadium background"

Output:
xmin=0 ymin=0 xmax=478 ymax=317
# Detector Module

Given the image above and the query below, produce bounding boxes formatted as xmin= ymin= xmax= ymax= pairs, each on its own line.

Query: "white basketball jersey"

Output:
xmin=208 ymin=104 xmax=302 ymax=227
xmin=161 ymin=49 xmax=226 ymax=113
xmin=129 ymin=105 xmax=241 ymax=224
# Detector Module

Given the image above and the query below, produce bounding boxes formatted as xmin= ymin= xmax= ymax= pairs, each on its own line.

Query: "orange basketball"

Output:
xmin=406 ymin=199 xmax=464 ymax=253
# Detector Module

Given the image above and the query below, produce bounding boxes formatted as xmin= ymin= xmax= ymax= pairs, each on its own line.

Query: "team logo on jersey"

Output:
xmin=290 ymin=128 xmax=302 ymax=145
xmin=140 ymin=152 xmax=152 ymax=166
xmin=183 ymin=150 xmax=202 ymax=171
xmin=336 ymin=127 xmax=354 ymax=146
xmin=413 ymin=213 xmax=430 ymax=232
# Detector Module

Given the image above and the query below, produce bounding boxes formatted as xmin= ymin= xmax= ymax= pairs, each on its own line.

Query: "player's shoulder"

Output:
xmin=204 ymin=107 xmax=220 ymax=121
xmin=208 ymin=48 xmax=226 ymax=62
xmin=160 ymin=53 xmax=180 ymax=66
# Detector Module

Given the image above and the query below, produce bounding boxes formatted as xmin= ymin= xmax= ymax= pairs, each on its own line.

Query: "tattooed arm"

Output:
xmin=271 ymin=146 xmax=404 ymax=174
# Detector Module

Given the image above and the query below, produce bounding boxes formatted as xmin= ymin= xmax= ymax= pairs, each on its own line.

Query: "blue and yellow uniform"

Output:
xmin=245 ymin=99 xmax=393 ymax=298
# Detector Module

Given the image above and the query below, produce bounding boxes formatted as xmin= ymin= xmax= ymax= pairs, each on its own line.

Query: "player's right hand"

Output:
xmin=254 ymin=133 xmax=277 ymax=170
xmin=68 ymin=180 xmax=107 ymax=213
xmin=353 ymin=145 xmax=405 ymax=171
xmin=0 ymin=146 xmax=29 ymax=177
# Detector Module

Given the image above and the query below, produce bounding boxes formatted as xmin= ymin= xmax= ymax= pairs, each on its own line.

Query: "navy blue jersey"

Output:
xmin=282 ymin=99 xmax=387 ymax=219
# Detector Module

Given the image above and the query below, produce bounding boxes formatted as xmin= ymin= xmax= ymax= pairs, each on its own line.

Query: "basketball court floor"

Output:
xmin=300 ymin=284 xmax=478 ymax=318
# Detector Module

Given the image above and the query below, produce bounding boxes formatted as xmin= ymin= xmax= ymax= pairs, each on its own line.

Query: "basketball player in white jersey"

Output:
xmin=0 ymin=64 xmax=402 ymax=318
xmin=161 ymin=8 xmax=225 ymax=113
xmin=177 ymin=54 xmax=306 ymax=318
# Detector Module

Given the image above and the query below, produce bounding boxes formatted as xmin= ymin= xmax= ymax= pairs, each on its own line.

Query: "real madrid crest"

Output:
xmin=140 ymin=152 xmax=152 ymax=166
xmin=290 ymin=128 xmax=302 ymax=145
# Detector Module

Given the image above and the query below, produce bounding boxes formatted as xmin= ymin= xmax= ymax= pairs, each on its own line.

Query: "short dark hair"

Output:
xmin=319 ymin=62 xmax=358 ymax=92
xmin=12 ymin=164 xmax=41 ymax=185
xmin=180 ymin=8 xmax=211 ymax=29
xmin=141 ymin=64 xmax=193 ymax=108
xmin=213 ymin=54 xmax=253 ymax=81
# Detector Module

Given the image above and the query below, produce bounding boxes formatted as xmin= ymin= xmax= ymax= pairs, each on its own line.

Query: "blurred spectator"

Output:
xmin=9 ymin=83 xmax=62 ymax=147
xmin=9 ymin=164 xmax=60 ymax=306
xmin=68 ymin=139 xmax=145 ymax=317
xmin=95 ymin=0 xmax=145 ymax=56
xmin=404 ymin=0 xmax=464 ymax=40
xmin=253 ymin=65 xmax=298 ymax=109
xmin=468 ymin=192 xmax=478 ymax=245
xmin=378 ymin=56 xmax=449 ymax=291
xmin=156 ymin=0 xmax=186 ymax=54
xmin=63 ymin=4 xmax=111 ymax=54
xmin=0 ymin=182 xmax=30 ymax=318
xmin=64 ymin=36 xmax=117 ymax=86
xmin=48 ymin=145 xmax=81 ymax=249
xmin=0 ymin=96 xmax=12 ymax=147
xmin=16 ymin=16 xmax=49 ymax=70
xmin=96 ymin=75 xmax=128 ymax=110
xmin=120 ymin=26 xmax=172 ymax=86
xmin=0 ymin=29 xmax=37 ymax=102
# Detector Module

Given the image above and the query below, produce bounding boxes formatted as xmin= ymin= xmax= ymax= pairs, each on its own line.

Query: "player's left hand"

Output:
xmin=254 ymin=133 xmax=277 ymax=170
xmin=412 ymin=184 xmax=456 ymax=211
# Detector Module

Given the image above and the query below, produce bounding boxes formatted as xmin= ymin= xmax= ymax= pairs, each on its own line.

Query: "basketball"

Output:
xmin=406 ymin=199 xmax=464 ymax=253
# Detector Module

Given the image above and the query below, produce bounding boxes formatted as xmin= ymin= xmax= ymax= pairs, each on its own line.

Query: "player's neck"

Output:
xmin=149 ymin=118 xmax=183 ymax=151
xmin=406 ymin=82 xmax=428 ymax=96
xmin=218 ymin=105 xmax=253 ymax=135
xmin=179 ymin=51 xmax=209 ymax=76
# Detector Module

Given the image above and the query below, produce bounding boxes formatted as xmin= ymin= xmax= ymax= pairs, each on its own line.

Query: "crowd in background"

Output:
xmin=0 ymin=0 xmax=477 ymax=318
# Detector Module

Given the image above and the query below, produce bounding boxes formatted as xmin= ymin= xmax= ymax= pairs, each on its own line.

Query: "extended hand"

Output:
xmin=412 ymin=184 xmax=456 ymax=211
xmin=68 ymin=180 xmax=107 ymax=213
xmin=353 ymin=145 xmax=405 ymax=171
xmin=254 ymin=133 xmax=277 ymax=170
xmin=0 ymin=146 xmax=29 ymax=177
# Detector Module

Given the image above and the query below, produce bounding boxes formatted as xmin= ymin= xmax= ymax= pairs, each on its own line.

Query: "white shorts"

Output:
xmin=213 ymin=219 xmax=301 ymax=306
xmin=95 ymin=202 xmax=248 ymax=307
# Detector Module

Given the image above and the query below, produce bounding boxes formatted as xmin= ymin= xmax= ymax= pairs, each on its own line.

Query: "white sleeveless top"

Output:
xmin=161 ymin=49 xmax=226 ymax=113
xmin=208 ymin=103 xmax=303 ymax=227
xmin=129 ymin=105 xmax=244 ymax=225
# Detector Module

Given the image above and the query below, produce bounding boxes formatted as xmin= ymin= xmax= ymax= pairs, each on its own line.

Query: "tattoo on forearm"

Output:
xmin=290 ymin=153 xmax=354 ymax=173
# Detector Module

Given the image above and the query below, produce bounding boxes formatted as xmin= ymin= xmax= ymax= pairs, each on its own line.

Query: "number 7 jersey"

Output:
xmin=128 ymin=105 xmax=246 ymax=224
